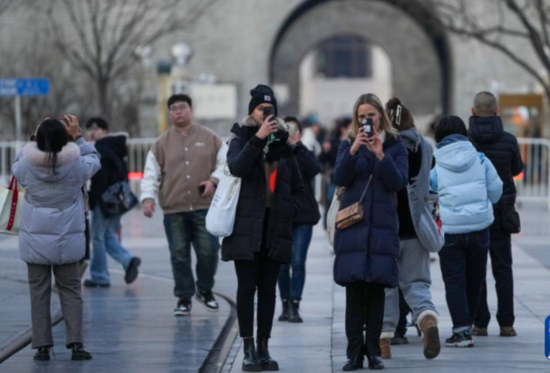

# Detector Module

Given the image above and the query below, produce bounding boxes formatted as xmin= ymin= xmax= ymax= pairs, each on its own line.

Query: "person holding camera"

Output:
xmin=468 ymin=92 xmax=524 ymax=338
xmin=430 ymin=115 xmax=502 ymax=348
xmin=12 ymin=116 xmax=100 ymax=361
xmin=379 ymin=98 xmax=441 ymax=361
xmin=222 ymin=85 xmax=304 ymax=372
xmin=333 ymin=93 xmax=408 ymax=371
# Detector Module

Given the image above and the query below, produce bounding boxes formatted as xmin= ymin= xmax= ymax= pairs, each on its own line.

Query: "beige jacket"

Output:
xmin=140 ymin=125 xmax=226 ymax=214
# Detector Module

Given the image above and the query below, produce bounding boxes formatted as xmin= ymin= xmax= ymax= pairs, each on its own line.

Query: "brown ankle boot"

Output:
xmin=418 ymin=311 xmax=440 ymax=359
xmin=379 ymin=338 xmax=392 ymax=359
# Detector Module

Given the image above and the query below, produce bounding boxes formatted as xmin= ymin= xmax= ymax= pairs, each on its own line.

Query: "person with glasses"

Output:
xmin=141 ymin=94 xmax=226 ymax=316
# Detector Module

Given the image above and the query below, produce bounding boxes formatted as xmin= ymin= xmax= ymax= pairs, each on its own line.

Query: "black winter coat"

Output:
xmin=469 ymin=116 xmax=524 ymax=230
xmin=221 ymin=123 xmax=304 ymax=263
xmin=89 ymin=134 xmax=128 ymax=209
xmin=293 ymin=143 xmax=321 ymax=225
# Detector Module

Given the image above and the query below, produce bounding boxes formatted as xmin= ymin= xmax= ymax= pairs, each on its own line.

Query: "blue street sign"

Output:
xmin=0 ymin=78 xmax=50 ymax=97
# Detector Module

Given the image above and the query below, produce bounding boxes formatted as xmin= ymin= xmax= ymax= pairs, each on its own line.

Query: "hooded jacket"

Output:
xmin=89 ymin=133 xmax=129 ymax=209
xmin=221 ymin=116 xmax=304 ymax=263
xmin=430 ymin=134 xmax=503 ymax=234
xmin=12 ymin=138 xmax=101 ymax=265
xmin=468 ymin=116 xmax=524 ymax=208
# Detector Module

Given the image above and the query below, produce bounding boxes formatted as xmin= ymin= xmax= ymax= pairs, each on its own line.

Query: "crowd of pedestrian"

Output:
xmin=9 ymin=85 xmax=523 ymax=371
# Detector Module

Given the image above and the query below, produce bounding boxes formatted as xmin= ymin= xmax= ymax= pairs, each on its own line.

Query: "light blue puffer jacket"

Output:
xmin=430 ymin=135 xmax=503 ymax=234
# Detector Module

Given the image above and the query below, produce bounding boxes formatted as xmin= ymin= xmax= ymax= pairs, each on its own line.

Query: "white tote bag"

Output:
xmin=0 ymin=177 xmax=23 ymax=235
xmin=326 ymin=187 xmax=344 ymax=248
xmin=206 ymin=168 xmax=241 ymax=238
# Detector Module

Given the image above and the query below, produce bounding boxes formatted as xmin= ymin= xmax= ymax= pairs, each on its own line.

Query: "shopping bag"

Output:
xmin=327 ymin=187 xmax=344 ymax=248
xmin=206 ymin=168 xmax=241 ymax=237
xmin=0 ymin=177 xmax=23 ymax=235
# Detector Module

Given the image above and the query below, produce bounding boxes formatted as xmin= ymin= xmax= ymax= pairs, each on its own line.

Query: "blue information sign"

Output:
xmin=0 ymin=78 xmax=50 ymax=97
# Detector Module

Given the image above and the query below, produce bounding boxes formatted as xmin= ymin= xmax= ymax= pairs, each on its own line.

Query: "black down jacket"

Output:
xmin=89 ymin=134 xmax=129 ymax=209
xmin=293 ymin=143 xmax=322 ymax=225
xmin=221 ymin=123 xmax=304 ymax=263
xmin=468 ymin=116 xmax=524 ymax=229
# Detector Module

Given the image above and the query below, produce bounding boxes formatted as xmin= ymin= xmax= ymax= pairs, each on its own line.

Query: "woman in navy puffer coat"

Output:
xmin=333 ymin=93 xmax=408 ymax=370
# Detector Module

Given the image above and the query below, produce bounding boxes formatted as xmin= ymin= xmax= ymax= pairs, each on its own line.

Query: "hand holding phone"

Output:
xmin=263 ymin=106 xmax=275 ymax=122
xmin=361 ymin=118 xmax=374 ymax=138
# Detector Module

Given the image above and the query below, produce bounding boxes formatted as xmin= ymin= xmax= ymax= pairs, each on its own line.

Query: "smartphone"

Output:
xmin=361 ymin=118 xmax=374 ymax=137
xmin=199 ymin=185 xmax=206 ymax=195
xmin=263 ymin=106 xmax=275 ymax=122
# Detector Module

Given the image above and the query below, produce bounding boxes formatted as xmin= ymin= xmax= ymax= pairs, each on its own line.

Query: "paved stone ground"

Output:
xmin=0 ymin=234 xmax=60 ymax=355
xmin=0 ymin=209 xmax=236 ymax=372
xmin=223 ymin=205 xmax=550 ymax=372
xmin=2 ymin=205 xmax=550 ymax=372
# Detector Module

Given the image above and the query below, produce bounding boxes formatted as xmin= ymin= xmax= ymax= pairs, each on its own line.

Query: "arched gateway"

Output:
xmin=270 ymin=0 xmax=453 ymax=121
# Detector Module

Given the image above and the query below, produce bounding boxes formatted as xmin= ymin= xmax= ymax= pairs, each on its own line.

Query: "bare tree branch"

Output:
xmin=431 ymin=0 xmax=550 ymax=102
xmin=44 ymin=0 xmax=220 ymax=121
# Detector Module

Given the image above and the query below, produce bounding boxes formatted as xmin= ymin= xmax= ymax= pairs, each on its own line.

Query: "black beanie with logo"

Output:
xmin=248 ymin=84 xmax=278 ymax=117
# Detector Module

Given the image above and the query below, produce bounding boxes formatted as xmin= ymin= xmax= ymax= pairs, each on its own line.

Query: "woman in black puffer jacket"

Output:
xmin=222 ymin=85 xmax=304 ymax=372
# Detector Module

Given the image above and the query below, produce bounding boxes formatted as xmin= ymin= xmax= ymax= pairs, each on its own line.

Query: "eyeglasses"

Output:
xmin=169 ymin=105 xmax=189 ymax=112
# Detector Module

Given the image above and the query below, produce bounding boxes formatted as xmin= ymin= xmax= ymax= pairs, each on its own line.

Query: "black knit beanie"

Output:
xmin=248 ymin=84 xmax=278 ymax=116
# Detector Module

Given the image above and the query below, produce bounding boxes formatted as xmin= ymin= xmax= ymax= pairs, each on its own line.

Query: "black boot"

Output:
xmin=256 ymin=337 xmax=279 ymax=371
xmin=71 ymin=343 xmax=92 ymax=361
xmin=367 ymin=355 xmax=384 ymax=370
xmin=288 ymin=300 xmax=303 ymax=323
xmin=242 ymin=338 xmax=262 ymax=372
xmin=33 ymin=346 xmax=51 ymax=361
xmin=342 ymin=355 xmax=363 ymax=371
xmin=278 ymin=299 xmax=290 ymax=322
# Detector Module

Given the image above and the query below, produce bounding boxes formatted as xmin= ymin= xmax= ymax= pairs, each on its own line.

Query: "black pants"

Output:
xmin=438 ymin=229 xmax=489 ymax=333
xmin=345 ymin=281 xmax=385 ymax=359
xmin=475 ymin=231 xmax=514 ymax=327
xmin=234 ymin=211 xmax=281 ymax=339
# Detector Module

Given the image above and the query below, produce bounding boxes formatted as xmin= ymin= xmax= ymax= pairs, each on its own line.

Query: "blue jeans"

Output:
xmin=278 ymin=225 xmax=313 ymax=302
xmin=438 ymin=229 xmax=490 ymax=333
xmin=90 ymin=206 xmax=134 ymax=285
xmin=163 ymin=210 xmax=220 ymax=299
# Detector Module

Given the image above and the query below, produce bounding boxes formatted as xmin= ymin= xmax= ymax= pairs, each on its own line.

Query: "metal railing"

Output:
xmin=2 ymin=137 xmax=550 ymax=208
xmin=516 ymin=137 xmax=550 ymax=208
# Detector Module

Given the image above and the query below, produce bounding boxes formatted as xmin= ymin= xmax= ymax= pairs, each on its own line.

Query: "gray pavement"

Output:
xmin=1 ymin=205 xmax=550 ymax=372
xmin=0 ymin=234 xmax=60 ymax=357
xmin=222 ymin=205 xmax=550 ymax=372
xmin=0 ymin=210 xmax=236 ymax=372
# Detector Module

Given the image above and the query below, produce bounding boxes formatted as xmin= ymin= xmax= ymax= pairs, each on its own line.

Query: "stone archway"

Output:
xmin=270 ymin=0 xmax=453 ymax=119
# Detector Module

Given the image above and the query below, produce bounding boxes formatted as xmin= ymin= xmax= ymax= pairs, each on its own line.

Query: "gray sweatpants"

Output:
xmin=27 ymin=262 xmax=83 ymax=349
xmin=382 ymin=238 xmax=437 ymax=336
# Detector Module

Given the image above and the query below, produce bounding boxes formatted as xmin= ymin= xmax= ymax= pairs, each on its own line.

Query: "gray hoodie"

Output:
xmin=12 ymin=137 xmax=101 ymax=265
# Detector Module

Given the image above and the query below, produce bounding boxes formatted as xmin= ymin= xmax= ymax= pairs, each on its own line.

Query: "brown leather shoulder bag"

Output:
xmin=335 ymin=174 xmax=373 ymax=230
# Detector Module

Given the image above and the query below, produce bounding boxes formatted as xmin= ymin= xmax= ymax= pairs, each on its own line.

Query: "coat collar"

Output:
xmin=23 ymin=142 xmax=80 ymax=167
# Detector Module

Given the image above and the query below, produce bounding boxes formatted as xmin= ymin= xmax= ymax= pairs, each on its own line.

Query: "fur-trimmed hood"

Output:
xmin=239 ymin=115 xmax=288 ymax=132
xmin=22 ymin=142 xmax=81 ymax=181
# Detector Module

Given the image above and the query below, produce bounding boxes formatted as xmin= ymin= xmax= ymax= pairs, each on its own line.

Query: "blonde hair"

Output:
xmin=350 ymin=93 xmax=398 ymax=140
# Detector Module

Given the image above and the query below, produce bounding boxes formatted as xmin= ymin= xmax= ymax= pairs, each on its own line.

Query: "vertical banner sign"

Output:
xmin=546 ymin=315 xmax=550 ymax=360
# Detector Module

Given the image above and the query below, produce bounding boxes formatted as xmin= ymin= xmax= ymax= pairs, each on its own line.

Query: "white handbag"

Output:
xmin=0 ymin=177 xmax=23 ymax=235
xmin=206 ymin=167 xmax=241 ymax=238
xmin=326 ymin=187 xmax=344 ymax=248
